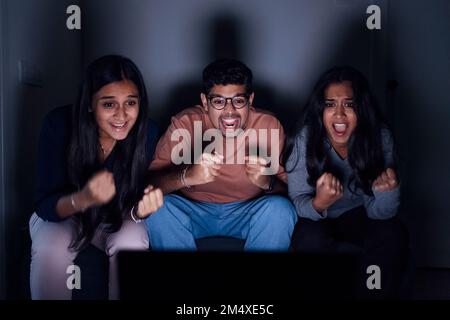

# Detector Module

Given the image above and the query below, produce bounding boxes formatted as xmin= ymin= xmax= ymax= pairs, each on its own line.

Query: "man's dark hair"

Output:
xmin=202 ymin=59 xmax=253 ymax=94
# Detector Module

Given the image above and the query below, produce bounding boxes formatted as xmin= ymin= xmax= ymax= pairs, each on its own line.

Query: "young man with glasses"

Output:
xmin=137 ymin=59 xmax=297 ymax=251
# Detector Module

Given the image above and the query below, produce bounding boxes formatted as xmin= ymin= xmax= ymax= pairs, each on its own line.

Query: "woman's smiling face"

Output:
xmin=322 ymin=81 xmax=357 ymax=154
xmin=92 ymin=79 xmax=140 ymax=142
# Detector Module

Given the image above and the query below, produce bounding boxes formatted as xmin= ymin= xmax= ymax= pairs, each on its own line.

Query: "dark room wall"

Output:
xmin=82 ymin=0 xmax=388 ymax=129
xmin=387 ymin=0 xmax=450 ymax=268
xmin=0 ymin=0 xmax=82 ymax=298
xmin=0 ymin=0 xmax=5 ymax=300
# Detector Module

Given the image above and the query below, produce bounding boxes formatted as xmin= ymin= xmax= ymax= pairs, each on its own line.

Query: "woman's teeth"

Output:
xmin=112 ymin=123 xmax=126 ymax=129
xmin=333 ymin=123 xmax=347 ymax=133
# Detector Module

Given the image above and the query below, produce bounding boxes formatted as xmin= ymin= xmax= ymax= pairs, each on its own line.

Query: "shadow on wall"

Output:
xmin=160 ymin=12 xmax=282 ymax=131
xmin=387 ymin=67 xmax=448 ymax=268
xmin=385 ymin=1 xmax=450 ymax=269
xmin=160 ymin=9 xmax=383 ymax=136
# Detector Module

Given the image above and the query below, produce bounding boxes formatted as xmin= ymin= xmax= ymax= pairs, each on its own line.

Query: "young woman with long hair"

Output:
xmin=285 ymin=66 xmax=408 ymax=298
xmin=30 ymin=55 xmax=163 ymax=299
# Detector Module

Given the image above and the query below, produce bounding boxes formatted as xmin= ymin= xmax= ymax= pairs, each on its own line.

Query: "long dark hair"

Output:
xmin=68 ymin=55 xmax=149 ymax=251
xmin=284 ymin=66 xmax=393 ymax=195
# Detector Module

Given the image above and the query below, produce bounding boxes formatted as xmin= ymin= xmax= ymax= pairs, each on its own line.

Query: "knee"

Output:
xmin=145 ymin=195 xmax=190 ymax=228
xmin=31 ymin=233 xmax=75 ymax=264
xmin=29 ymin=214 xmax=78 ymax=262
xmin=257 ymin=196 xmax=298 ymax=228
xmin=106 ymin=222 xmax=149 ymax=257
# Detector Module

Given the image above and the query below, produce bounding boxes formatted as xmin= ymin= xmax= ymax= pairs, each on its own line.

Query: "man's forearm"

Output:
xmin=148 ymin=166 xmax=186 ymax=194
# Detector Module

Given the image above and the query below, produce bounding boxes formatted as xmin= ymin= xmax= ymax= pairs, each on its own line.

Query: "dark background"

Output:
xmin=0 ymin=0 xmax=449 ymax=299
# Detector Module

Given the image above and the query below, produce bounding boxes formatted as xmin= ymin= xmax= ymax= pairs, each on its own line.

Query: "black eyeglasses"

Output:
xmin=207 ymin=95 xmax=249 ymax=110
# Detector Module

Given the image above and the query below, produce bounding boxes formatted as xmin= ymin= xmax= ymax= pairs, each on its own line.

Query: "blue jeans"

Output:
xmin=145 ymin=194 xmax=297 ymax=251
